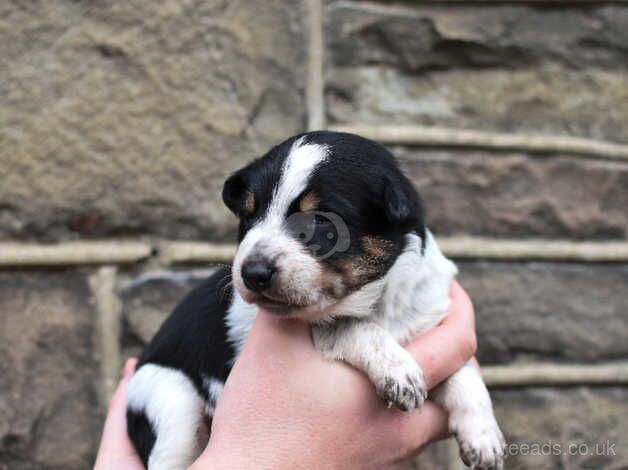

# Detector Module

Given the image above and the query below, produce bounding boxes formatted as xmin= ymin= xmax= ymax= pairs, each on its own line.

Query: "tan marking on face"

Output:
xmin=313 ymin=239 xmax=395 ymax=299
xmin=316 ymin=256 xmax=381 ymax=298
xmin=361 ymin=236 xmax=394 ymax=259
xmin=316 ymin=269 xmax=346 ymax=298
xmin=244 ymin=191 xmax=255 ymax=214
xmin=299 ymin=191 xmax=320 ymax=212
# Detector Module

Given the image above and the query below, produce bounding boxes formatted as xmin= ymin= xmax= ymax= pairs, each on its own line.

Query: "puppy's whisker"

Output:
xmin=217 ymin=274 xmax=233 ymax=303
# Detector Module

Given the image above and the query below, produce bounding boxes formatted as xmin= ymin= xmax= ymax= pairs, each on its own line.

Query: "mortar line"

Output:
xmin=483 ymin=361 xmax=628 ymax=388
xmin=89 ymin=266 xmax=123 ymax=407
xmin=0 ymin=240 xmax=152 ymax=266
xmin=306 ymin=0 xmax=325 ymax=131
xmin=2 ymin=237 xmax=628 ymax=266
xmin=329 ymin=124 xmax=628 ymax=161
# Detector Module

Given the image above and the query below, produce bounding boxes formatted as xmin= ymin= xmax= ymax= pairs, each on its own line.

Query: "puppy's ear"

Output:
xmin=383 ymin=175 xmax=426 ymax=240
xmin=222 ymin=170 xmax=248 ymax=215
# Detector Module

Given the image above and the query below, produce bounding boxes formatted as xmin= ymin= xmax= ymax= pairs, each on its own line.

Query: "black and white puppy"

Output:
xmin=126 ymin=131 xmax=505 ymax=470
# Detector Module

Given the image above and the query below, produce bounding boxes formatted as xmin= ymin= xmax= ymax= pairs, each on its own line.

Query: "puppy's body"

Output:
xmin=127 ymin=132 xmax=504 ymax=469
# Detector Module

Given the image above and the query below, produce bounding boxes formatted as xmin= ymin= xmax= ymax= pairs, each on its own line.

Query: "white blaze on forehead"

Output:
xmin=266 ymin=137 xmax=329 ymax=224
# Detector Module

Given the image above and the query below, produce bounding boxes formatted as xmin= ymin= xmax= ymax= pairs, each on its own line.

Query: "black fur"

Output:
xmin=127 ymin=409 xmax=157 ymax=468
xmin=133 ymin=266 xmax=235 ymax=390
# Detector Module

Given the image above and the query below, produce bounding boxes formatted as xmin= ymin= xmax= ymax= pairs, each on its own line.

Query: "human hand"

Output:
xmin=192 ymin=281 xmax=477 ymax=470
xmin=94 ymin=358 xmax=143 ymax=470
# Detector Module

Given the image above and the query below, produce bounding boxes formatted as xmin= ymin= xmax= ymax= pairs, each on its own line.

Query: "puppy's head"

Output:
xmin=223 ymin=131 xmax=425 ymax=320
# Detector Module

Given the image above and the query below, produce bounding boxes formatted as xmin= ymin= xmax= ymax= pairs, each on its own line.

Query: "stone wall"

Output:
xmin=1 ymin=1 xmax=627 ymax=469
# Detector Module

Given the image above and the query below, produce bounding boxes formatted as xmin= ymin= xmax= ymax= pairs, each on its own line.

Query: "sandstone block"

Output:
xmin=0 ymin=272 xmax=101 ymax=469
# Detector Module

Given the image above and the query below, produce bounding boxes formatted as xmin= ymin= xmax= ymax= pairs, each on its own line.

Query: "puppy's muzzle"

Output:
xmin=241 ymin=259 xmax=276 ymax=293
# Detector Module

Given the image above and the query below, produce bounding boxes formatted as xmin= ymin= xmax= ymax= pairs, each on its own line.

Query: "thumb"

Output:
xmin=244 ymin=309 xmax=313 ymax=351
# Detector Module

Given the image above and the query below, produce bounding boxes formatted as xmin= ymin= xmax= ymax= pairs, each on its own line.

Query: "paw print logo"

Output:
xmin=285 ymin=211 xmax=350 ymax=259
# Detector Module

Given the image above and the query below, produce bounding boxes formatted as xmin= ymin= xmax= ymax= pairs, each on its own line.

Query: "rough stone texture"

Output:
xmin=492 ymin=387 xmax=628 ymax=469
xmin=120 ymin=270 xmax=213 ymax=357
xmin=326 ymin=3 xmax=628 ymax=143
xmin=457 ymin=262 xmax=628 ymax=364
xmin=0 ymin=0 xmax=306 ymax=241
xmin=397 ymin=148 xmax=628 ymax=239
xmin=0 ymin=272 xmax=101 ymax=470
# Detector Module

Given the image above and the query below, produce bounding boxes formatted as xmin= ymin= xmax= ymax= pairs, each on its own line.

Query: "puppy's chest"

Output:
xmin=374 ymin=273 xmax=452 ymax=345
xmin=370 ymin=234 xmax=457 ymax=345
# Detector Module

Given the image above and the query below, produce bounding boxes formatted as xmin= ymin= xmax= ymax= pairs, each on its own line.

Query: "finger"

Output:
xmin=244 ymin=309 xmax=313 ymax=352
xmin=437 ymin=280 xmax=475 ymax=333
xmin=96 ymin=358 xmax=138 ymax=458
xmin=398 ymin=401 xmax=450 ymax=446
xmin=123 ymin=357 xmax=138 ymax=378
xmin=376 ymin=401 xmax=450 ymax=459
xmin=406 ymin=281 xmax=477 ymax=389
xmin=107 ymin=358 xmax=136 ymax=415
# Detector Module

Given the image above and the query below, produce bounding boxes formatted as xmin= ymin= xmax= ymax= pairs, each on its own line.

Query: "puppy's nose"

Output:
xmin=241 ymin=260 xmax=276 ymax=292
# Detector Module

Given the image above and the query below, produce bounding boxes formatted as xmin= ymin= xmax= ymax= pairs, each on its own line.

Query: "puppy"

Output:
xmin=126 ymin=131 xmax=505 ymax=469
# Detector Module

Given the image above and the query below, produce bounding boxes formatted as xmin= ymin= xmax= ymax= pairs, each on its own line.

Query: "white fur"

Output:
xmin=377 ymin=231 xmax=457 ymax=343
xmin=225 ymin=291 xmax=258 ymax=357
xmin=432 ymin=364 xmax=506 ymax=469
xmin=331 ymin=277 xmax=386 ymax=319
xmin=233 ymin=225 xmax=323 ymax=307
xmin=127 ymin=364 xmax=206 ymax=470
xmin=266 ymin=137 xmax=329 ymax=223
xmin=202 ymin=375 xmax=225 ymax=415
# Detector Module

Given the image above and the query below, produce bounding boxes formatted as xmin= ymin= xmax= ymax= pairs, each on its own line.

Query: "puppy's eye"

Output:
xmin=313 ymin=214 xmax=331 ymax=226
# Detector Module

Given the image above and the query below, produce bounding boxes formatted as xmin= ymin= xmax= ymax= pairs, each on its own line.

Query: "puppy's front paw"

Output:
xmin=375 ymin=360 xmax=427 ymax=412
xmin=453 ymin=413 xmax=506 ymax=470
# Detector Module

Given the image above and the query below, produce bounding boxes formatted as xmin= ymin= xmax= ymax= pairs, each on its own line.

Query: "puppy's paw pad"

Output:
xmin=376 ymin=362 xmax=426 ymax=412
xmin=454 ymin=416 xmax=506 ymax=470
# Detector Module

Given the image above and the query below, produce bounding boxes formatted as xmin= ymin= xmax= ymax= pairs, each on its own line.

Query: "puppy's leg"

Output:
xmin=313 ymin=319 xmax=427 ymax=411
xmin=127 ymin=364 xmax=208 ymax=470
xmin=430 ymin=363 xmax=505 ymax=470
